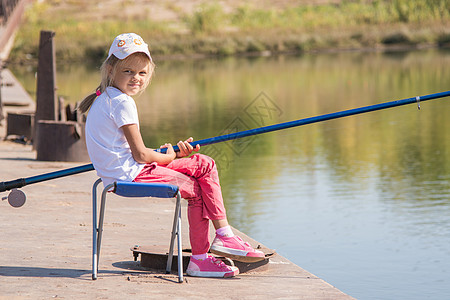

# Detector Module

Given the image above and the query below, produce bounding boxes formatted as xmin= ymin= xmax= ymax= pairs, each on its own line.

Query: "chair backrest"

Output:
xmin=113 ymin=181 xmax=179 ymax=198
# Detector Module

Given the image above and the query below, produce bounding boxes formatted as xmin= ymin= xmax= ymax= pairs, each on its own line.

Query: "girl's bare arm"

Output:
xmin=122 ymin=124 xmax=176 ymax=164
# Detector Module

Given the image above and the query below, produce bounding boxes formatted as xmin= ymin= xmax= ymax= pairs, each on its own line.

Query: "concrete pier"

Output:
xmin=0 ymin=140 xmax=354 ymax=299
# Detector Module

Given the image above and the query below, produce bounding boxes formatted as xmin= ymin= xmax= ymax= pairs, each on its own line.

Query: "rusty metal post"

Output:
xmin=0 ymin=58 xmax=3 ymax=123
xmin=35 ymin=30 xmax=57 ymax=122
xmin=33 ymin=30 xmax=57 ymax=148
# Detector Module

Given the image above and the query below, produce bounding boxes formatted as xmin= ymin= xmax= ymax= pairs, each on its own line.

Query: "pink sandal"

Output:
xmin=210 ymin=235 xmax=265 ymax=263
xmin=186 ymin=255 xmax=239 ymax=278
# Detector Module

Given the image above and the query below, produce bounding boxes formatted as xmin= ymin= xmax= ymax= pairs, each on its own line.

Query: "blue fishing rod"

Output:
xmin=157 ymin=90 xmax=450 ymax=153
xmin=1 ymin=90 xmax=450 ymax=203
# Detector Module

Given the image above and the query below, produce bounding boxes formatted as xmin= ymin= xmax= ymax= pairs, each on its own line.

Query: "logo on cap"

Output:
xmin=108 ymin=33 xmax=152 ymax=61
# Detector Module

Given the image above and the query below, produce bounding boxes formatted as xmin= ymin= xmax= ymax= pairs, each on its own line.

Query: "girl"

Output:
xmin=79 ymin=33 xmax=264 ymax=278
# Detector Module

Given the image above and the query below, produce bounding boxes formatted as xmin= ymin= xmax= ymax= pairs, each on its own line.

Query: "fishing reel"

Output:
xmin=1 ymin=189 xmax=26 ymax=208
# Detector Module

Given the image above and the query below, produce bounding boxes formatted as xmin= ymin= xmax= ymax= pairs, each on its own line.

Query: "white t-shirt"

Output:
xmin=85 ymin=86 xmax=145 ymax=187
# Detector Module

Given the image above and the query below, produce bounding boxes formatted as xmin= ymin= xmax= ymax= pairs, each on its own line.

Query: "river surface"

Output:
xmin=11 ymin=48 xmax=450 ymax=300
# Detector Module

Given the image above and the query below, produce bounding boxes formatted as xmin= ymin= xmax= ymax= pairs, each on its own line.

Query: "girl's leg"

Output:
xmin=163 ymin=154 xmax=264 ymax=263
xmin=212 ymin=219 xmax=229 ymax=230
xmin=165 ymin=154 xmax=227 ymax=221
xmin=165 ymin=154 xmax=231 ymax=254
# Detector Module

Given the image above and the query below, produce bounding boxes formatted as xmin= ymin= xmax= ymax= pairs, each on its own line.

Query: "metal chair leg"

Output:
xmin=92 ymin=179 xmax=102 ymax=280
xmin=166 ymin=192 xmax=183 ymax=283
xmin=176 ymin=198 xmax=183 ymax=283
xmin=92 ymin=182 xmax=114 ymax=280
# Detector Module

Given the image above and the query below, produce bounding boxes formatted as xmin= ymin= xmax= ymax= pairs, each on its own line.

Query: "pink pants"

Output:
xmin=133 ymin=154 xmax=227 ymax=255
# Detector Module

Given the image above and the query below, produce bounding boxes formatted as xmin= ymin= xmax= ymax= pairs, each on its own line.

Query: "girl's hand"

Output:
xmin=160 ymin=143 xmax=176 ymax=161
xmin=176 ymin=137 xmax=200 ymax=158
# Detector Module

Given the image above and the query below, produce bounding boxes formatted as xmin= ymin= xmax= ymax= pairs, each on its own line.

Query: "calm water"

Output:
xmin=11 ymin=49 xmax=450 ymax=299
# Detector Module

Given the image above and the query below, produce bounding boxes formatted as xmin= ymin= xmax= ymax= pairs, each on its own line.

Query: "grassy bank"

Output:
xmin=9 ymin=0 xmax=450 ymax=63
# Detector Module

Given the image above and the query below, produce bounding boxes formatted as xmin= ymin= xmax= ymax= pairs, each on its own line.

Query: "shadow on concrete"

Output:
xmin=0 ymin=157 xmax=36 ymax=161
xmin=0 ymin=265 xmax=142 ymax=280
xmin=0 ymin=265 xmax=91 ymax=279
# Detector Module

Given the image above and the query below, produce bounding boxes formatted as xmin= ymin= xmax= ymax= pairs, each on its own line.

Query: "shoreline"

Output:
xmin=7 ymin=0 xmax=450 ymax=64
xmin=8 ymin=40 xmax=449 ymax=66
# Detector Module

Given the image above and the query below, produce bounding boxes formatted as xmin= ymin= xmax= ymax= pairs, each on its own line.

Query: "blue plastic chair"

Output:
xmin=91 ymin=179 xmax=183 ymax=282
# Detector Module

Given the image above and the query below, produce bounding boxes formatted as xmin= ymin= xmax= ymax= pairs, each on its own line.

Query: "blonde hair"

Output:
xmin=78 ymin=53 xmax=155 ymax=114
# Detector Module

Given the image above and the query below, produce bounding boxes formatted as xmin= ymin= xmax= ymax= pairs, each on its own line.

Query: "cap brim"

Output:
xmin=111 ymin=50 xmax=152 ymax=61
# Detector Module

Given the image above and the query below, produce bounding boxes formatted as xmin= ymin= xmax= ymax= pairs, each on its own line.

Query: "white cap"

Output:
xmin=107 ymin=33 xmax=152 ymax=61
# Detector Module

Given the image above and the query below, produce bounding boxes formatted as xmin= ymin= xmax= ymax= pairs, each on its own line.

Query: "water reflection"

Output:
xmin=9 ymin=48 xmax=450 ymax=300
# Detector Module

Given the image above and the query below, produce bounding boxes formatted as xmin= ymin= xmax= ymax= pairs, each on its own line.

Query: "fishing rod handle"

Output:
xmin=155 ymin=146 xmax=177 ymax=154
xmin=0 ymin=163 xmax=95 ymax=192
xmin=155 ymin=143 xmax=199 ymax=154
xmin=155 ymin=141 xmax=205 ymax=154
xmin=0 ymin=178 xmax=26 ymax=193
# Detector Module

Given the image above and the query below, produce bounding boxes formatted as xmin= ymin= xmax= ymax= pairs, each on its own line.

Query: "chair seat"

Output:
xmin=114 ymin=181 xmax=179 ymax=198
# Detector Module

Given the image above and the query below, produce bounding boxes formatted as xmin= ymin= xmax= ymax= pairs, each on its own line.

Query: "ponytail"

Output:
xmin=78 ymin=86 xmax=101 ymax=114
xmin=78 ymin=55 xmax=119 ymax=115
